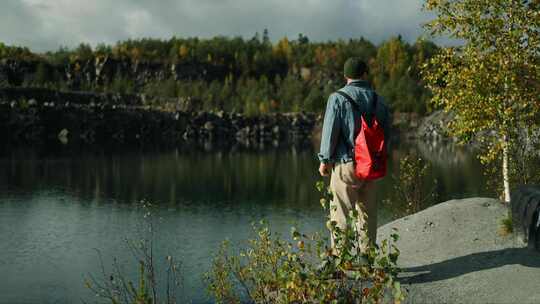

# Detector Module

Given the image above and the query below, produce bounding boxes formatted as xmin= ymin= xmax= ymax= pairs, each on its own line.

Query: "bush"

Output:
xmin=205 ymin=181 xmax=405 ymax=304
xmin=108 ymin=74 xmax=135 ymax=95
xmin=499 ymin=213 xmax=513 ymax=236
xmin=385 ymin=154 xmax=438 ymax=216
xmin=484 ymin=131 xmax=540 ymax=200
xmin=84 ymin=202 xmax=183 ymax=304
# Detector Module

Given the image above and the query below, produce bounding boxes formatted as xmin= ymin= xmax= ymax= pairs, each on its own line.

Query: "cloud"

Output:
xmin=0 ymin=1 xmax=42 ymax=47
xmin=1 ymin=0 xmax=434 ymax=52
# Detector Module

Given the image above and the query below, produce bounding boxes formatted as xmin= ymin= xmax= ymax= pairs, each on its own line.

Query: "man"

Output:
xmin=318 ymin=57 xmax=390 ymax=250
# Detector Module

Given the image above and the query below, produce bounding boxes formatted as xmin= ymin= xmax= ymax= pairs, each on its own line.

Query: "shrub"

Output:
xmin=499 ymin=213 xmax=513 ymax=236
xmin=205 ymin=181 xmax=405 ymax=304
xmin=84 ymin=202 xmax=183 ymax=304
xmin=385 ymin=154 xmax=437 ymax=216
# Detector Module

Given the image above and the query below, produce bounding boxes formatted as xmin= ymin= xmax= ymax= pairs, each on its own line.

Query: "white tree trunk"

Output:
xmin=502 ymin=135 xmax=511 ymax=203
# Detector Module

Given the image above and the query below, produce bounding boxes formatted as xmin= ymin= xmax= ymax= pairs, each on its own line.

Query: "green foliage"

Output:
xmin=45 ymin=46 xmax=71 ymax=66
xmin=423 ymin=0 xmax=540 ymax=200
xmin=85 ymin=201 xmax=183 ymax=304
xmin=108 ymin=73 xmax=135 ymax=94
xmin=371 ymin=37 xmax=436 ymax=114
xmin=483 ymin=142 xmax=540 ymax=199
xmin=385 ymin=155 xmax=438 ymax=216
xmin=0 ymin=73 xmax=8 ymax=88
xmin=73 ymin=43 xmax=94 ymax=61
xmin=508 ymin=136 xmax=540 ymax=187
xmin=0 ymin=42 xmax=36 ymax=60
xmin=34 ymin=62 xmax=48 ymax=84
xmin=141 ymin=74 xmax=328 ymax=114
xmin=0 ymin=32 xmax=440 ymax=114
xmin=205 ymin=182 xmax=405 ymax=303
xmin=499 ymin=213 xmax=513 ymax=236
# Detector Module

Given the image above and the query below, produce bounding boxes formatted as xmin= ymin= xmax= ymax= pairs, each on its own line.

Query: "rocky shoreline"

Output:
xmin=0 ymin=87 xmax=318 ymax=147
xmin=2 ymin=87 xmax=456 ymax=148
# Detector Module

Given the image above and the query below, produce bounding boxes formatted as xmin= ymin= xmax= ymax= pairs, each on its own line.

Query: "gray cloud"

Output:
xmin=1 ymin=0 xmax=434 ymax=52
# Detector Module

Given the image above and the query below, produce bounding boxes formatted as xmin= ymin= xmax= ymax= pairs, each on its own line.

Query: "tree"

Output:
xmin=262 ymin=28 xmax=271 ymax=46
xmin=34 ymin=62 xmax=49 ymax=85
xmin=423 ymin=0 xmax=540 ymax=202
xmin=371 ymin=36 xmax=429 ymax=113
xmin=74 ymin=43 xmax=94 ymax=61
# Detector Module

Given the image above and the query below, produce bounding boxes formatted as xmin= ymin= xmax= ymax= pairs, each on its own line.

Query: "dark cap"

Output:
xmin=344 ymin=57 xmax=368 ymax=79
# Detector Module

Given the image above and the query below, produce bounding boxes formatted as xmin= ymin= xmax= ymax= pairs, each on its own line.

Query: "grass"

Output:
xmin=499 ymin=214 xmax=513 ymax=236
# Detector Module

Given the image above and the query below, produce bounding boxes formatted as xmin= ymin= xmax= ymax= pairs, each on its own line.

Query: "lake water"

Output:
xmin=0 ymin=141 xmax=489 ymax=303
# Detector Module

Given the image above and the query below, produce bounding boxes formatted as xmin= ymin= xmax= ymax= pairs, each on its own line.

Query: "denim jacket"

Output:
xmin=318 ymin=80 xmax=391 ymax=164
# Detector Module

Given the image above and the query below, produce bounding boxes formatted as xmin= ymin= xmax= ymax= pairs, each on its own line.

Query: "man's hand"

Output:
xmin=319 ymin=162 xmax=333 ymax=177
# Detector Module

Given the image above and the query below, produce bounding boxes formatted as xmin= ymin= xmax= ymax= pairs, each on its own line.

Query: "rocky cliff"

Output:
xmin=0 ymin=87 xmax=318 ymax=146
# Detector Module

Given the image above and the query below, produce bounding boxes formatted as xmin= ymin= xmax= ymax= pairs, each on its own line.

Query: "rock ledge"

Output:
xmin=379 ymin=198 xmax=540 ymax=304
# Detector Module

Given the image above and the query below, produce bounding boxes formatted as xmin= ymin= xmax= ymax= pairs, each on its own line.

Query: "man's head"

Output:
xmin=343 ymin=57 xmax=368 ymax=81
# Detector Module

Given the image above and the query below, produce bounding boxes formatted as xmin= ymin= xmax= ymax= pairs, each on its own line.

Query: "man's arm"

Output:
xmin=318 ymin=93 xmax=341 ymax=176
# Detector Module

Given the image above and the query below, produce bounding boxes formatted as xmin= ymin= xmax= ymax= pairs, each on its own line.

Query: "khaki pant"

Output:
xmin=329 ymin=162 xmax=377 ymax=251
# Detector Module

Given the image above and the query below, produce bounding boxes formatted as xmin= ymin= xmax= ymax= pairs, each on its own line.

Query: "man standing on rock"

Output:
xmin=318 ymin=57 xmax=391 ymax=251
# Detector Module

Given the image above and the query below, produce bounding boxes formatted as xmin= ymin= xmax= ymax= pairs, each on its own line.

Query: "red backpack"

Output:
xmin=336 ymin=91 xmax=387 ymax=180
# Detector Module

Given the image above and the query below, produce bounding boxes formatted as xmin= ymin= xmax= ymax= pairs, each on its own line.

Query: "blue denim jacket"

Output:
xmin=318 ymin=80 xmax=391 ymax=164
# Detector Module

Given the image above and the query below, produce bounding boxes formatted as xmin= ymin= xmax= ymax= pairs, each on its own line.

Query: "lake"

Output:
xmin=0 ymin=141 xmax=489 ymax=303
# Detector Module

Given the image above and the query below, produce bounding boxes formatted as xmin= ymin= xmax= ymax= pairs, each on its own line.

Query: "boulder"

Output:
xmin=511 ymin=186 xmax=540 ymax=251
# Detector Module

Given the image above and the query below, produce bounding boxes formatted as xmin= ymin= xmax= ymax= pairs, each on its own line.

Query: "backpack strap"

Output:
xmin=335 ymin=90 xmax=378 ymax=123
xmin=336 ymin=90 xmax=359 ymax=110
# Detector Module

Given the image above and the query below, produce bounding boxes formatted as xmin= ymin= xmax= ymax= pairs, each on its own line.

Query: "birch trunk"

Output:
xmin=502 ymin=134 xmax=511 ymax=203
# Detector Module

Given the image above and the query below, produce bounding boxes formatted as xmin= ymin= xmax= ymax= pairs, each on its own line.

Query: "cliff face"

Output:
xmin=0 ymin=56 xmax=230 ymax=89
xmin=0 ymin=88 xmax=318 ymax=147
xmin=0 ymin=53 xmax=321 ymax=147
xmin=0 ymin=87 xmax=145 ymax=106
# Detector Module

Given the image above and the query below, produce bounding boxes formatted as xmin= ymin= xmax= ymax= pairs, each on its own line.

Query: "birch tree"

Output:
xmin=423 ymin=0 xmax=540 ymax=202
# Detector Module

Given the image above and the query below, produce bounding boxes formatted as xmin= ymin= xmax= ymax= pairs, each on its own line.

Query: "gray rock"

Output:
xmin=378 ymin=198 xmax=540 ymax=304
xmin=204 ymin=121 xmax=214 ymax=131
xmin=416 ymin=110 xmax=455 ymax=142
xmin=58 ymin=128 xmax=69 ymax=144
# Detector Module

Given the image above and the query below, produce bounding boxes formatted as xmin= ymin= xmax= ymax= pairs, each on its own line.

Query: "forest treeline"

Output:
xmin=0 ymin=32 xmax=439 ymax=114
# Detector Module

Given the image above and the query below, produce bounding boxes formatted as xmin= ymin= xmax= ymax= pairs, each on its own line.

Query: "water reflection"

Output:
xmin=1 ymin=142 xmax=488 ymax=213
xmin=1 ymin=147 xmax=324 ymax=208
xmin=0 ymin=142 xmax=490 ymax=303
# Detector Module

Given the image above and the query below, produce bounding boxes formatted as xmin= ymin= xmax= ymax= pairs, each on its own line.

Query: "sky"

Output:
xmin=1 ymin=0 xmax=436 ymax=52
